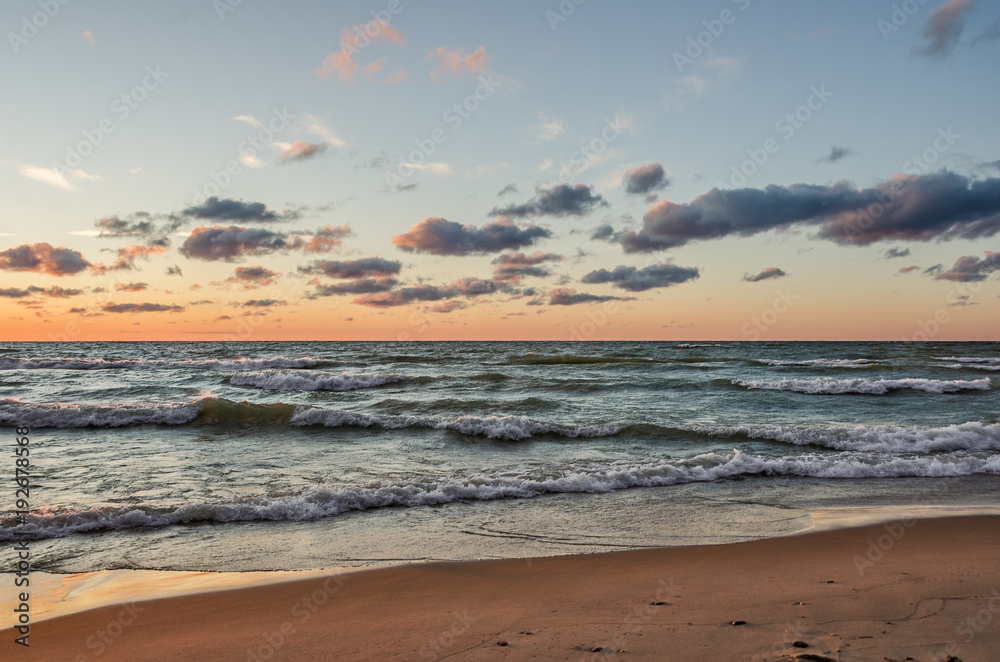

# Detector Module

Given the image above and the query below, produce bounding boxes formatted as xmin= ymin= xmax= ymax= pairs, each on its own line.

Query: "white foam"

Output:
xmin=707 ymin=421 xmax=1000 ymax=454
xmin=230 ymin=371 xmax=406 ymax=392
xmin=756 ymin=358 xmax=877 ymax=368
xmin=938 ymin=363 xmax=1000 ymax=372
xmin=734 ymin=377 xmax=991 ymax=395
xmin=933 ymin=356 xmax=1000 ymax=364
xmin=0 ymin=400 xmax=202 ymax=428
xmin=290 ymin=408 xmax=624 ymax=440
xmin=4 ymin=450 xmax=998 ymax=541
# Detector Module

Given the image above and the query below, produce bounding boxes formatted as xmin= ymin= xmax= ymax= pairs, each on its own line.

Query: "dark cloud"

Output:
xmin=226 ymin=266 xmax=279 ymax=287
xmin=242 ymin=299 xmax=288 ymax=307
xmin=0 ymin=243 xmax=91 ymax=276
xmin=619 ymin=171 xmax=1000 ymax=252
xmin=393 ymin=218 xmax=551 ymax=256
xmin=165 ymin=265 xmax=183 ymax=276
xmin=489 ymin=184 xmax=608 ymax=218
xmin=914 ymin=0 xmax=975 ymax=58
xmin=590 ymin=224 xmax=618 ymax=242
xmin=933 ymin=251 xmax=1000 ymax=281
xmin=498 ymin=183 xmax=519 ymax=196
xmin=353 ymin=285 xmax=456 ymax=307
xmin=312 ymin=278 xmax=399 ymax=296
xmin=742 ymin=268 xmax=788 ymax=283
xmin=623 ymin=163 xmax=671 ymax=195
xmin=278 ymin=141 xmax=329 ymax=163
xmin=0 ymin=285 xmax=84 ymax=299
xmin=103 ymin=303 xmax=184 ymax=313
xmin=898 ymin=265 xmax=920 ymax=274
xmin=491 ymin=251 xmax=562 ymax=282
xmin=91 ymin=245 xmax=167 ymax=274
xmin=924 ymin=264 xmax=944 ymax=276
xmin=971 ymin=18 xmax=1000 ymax=46
xmin=452 ymin=278 xmax=498 ymax=296
xmin=582 ymin=263 xmax=700 ymax=291
xmin=430 ymin=300 xmax=467 ymax=313
xmin=95 ymin=213 xmax=181 ymax=247
xmin=883 ymin=247 xmax=911 ymax=259
xmin=306 ymin=257 xmax=402 ymax=279
xmin=183 ymin=197 xmax=299 ymax=223
xmin=115 ymin=282 xmax=149 ymax=292
xmin=180 ymin=225 xmax=291 ymax=261
xmin=818 ymin=146 xmax=854 ymax=163
xmin=547 ymin=288 xmax=629 ymax=305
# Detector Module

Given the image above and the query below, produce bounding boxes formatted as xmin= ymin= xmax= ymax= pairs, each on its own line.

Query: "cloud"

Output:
xmin=384 ymin=70 xmax=410 ymax=84
xmin=353 ymin=285 xmax=455 ymax=307
xmin=306 ymin=257 xmax=402 ymax=279
xmin=933 ymin=251 xmax=1000 ymax=281
xmin=498 ymin=183 xmax=518 ymax=196
xmin=547 ymin=288 xmax=629 ymax=305
xmin=242 ymin=299 xmax=287 ymax=307
xmin=115 ymin=282 xmax=149 ymax=292
xmin=898 ymin=265 xmax=920 ymax=273
xmin=299 ymin=113 xmax=344 ymax=146
xmin=180 ymin=225 xmax=291 ymax=261
xmin=491 ymin=251 xmax=562 ymax=282
xmin=312 ymin=278 xmax=399 ymax=296
xmin=619 ymin=170 xmax=1000 ymax=252
xmin=427 ymin=46 xmax=491 ymax=81
xmin=451 ymin=278 xmax=498 ymax=296
xmin=533 ymin=113 xmax=565 ymax=141
xmin=103 ymin=303 xmax=184 ymax=313
xmin=278 ymin=141 xmax=329 ymax=163
xmin=582 ymin=263 xmax=700 ymax=291
xmin=0 ymin=286 xmax=84 ymax=299
xmin=82 ymin=30 xmax=93 ymax=44
xmin=0 ymin=243 xmax=91 ymax=276
xmin=914 ymin=0 xmax=976 ymax=58
xmin=818 ymin=146 xmax=854 ymax=163
xmin=490 ymin=184 xmax=608 ymax=219
xmin=430 ymin=300 xmax=466 ymax=313
xmin=183 ymin=197 xmax=299 ymax=223
xmin=165 ymin=265 xmax=183 ymax=276
xmin=288 ymin=224 xmax=353 ymax=253
xmin=18 ymin=165 xmax=99 ymax=191
xmin=883 ymin=247 xmax=911 ymax=259
xmin=314 ymin=19 xmax=406 ymax=82
xmin=924 ymin=264 xmax=944 ymax=276
xmin=742 ymin=268 xmax=788 ymax=283
xmin=623 ymin=163 xmax=671 ymax=195
xmin=225 ymin=266 xmax=279 ymax=287
xmin=91 ymin=245 xmax=167 ymax=274
xmin=94 ymin=213 xmax=181 ymax=247
xmin=393 ymin=218 xmax=551 ymax=255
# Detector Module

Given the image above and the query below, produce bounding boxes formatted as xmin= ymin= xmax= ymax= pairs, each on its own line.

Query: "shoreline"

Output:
xmin=7 ymin=512 xmax=1000 ymax=660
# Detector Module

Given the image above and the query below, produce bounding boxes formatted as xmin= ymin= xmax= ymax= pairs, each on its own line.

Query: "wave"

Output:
xmin=933 ymin=356 xmax=1000 ymax=364
xmin=5 ymin=450 xmax=998 ymax=541
xmin=289 ymin=408 xmax=622 ymax=440
xmin=755 ymin=358 xmax=877 ymax=369
xmin=507 ymin=353 xmax=655 ymax=365
xmin=705 ymin=421 xmax=1000 ymax=454
xmin=937 ymin=363 xmax=1000 ymax=372
xmin=230 ymin=371 xmax=406 ymax=392
xmin=0 ymin=397 xmax=621 ymax=440
xmin=0 ymin=356 xmax=330 ymax=371
xmin=733 ymin=377 xmax=990 ymax=395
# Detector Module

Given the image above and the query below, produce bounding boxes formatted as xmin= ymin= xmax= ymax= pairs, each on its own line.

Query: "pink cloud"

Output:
xmin=384 ymin=70 xmax=409 ymax=84
xmin=427 ymin=46 xmax=491 ymax=81
xmin=314 ymin=20 xmax=406 ymax=82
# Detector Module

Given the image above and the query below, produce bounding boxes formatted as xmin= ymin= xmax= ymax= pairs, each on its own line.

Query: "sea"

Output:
xmin=1 ymin=341 xmax=999 ymax=573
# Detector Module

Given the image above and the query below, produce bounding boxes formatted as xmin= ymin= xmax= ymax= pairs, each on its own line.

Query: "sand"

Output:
xmin=9 ymin=515 xmax=1000 ymax=661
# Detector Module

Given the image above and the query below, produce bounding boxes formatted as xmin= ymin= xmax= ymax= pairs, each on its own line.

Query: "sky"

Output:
xmin=1 ymin=0 xmax=999 ymax=341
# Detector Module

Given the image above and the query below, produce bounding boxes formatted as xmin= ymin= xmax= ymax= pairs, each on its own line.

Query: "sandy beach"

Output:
xmin=7 ymin=514 xmax=997 ymax=661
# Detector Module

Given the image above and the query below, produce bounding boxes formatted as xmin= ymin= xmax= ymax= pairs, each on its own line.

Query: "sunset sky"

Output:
xmin=2 ymin=0 xmax=999 ymax=341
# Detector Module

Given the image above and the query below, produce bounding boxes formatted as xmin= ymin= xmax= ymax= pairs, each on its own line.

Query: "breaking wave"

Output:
xmin=733 ymin=377 xmax=990 ymax=395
